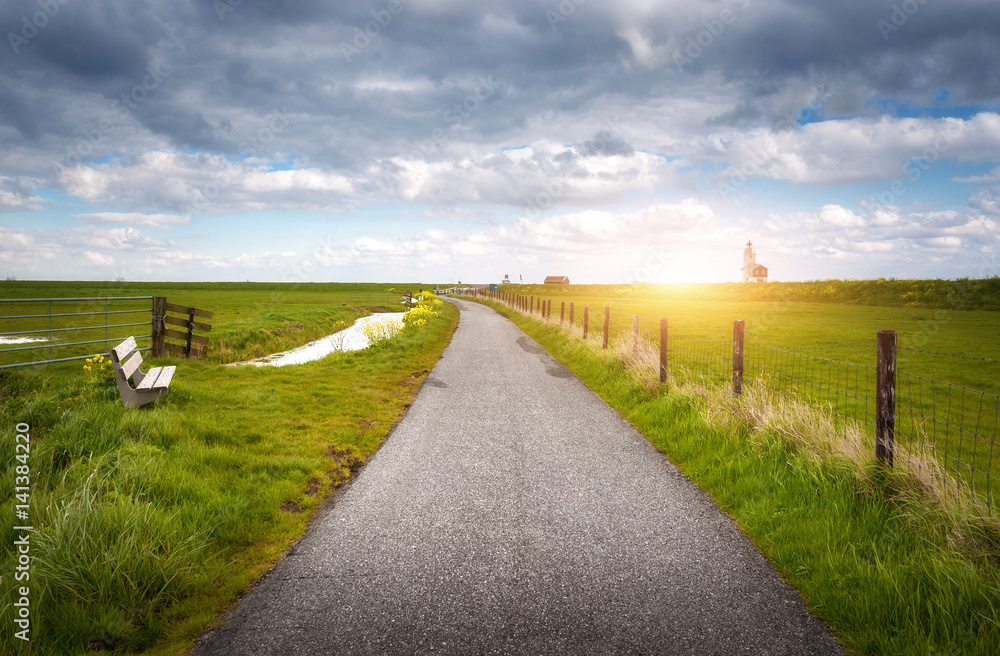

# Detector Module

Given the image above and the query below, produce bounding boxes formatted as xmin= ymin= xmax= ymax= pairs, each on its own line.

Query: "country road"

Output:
xmin=192 ymin=298 xmax=845 ymax=655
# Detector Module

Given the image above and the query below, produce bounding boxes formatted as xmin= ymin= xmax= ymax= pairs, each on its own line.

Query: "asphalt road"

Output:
xmin=192 ymin=298 xmax=845 ymax=655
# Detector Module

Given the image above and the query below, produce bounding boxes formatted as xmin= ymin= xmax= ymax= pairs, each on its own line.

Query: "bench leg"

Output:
xmin=113 ymin=369 xmax=163 ymax=408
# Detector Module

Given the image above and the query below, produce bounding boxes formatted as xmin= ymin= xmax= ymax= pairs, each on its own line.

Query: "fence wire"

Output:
xmin=671 ymin=335 xmax=731 ymax=384
xmin=897 ymin=371 xmax=999 ymax=510
xmin=746 ymin=343 xmax=877 ymax=435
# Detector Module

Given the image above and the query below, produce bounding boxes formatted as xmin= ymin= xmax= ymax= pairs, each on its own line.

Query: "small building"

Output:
xmin=544 ymin=276 xmax=570 ymax=285
xmin=742 ymin=241 xmax=768 ymax=283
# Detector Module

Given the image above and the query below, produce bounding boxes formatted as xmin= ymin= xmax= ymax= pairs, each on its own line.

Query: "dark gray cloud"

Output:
xmin=1 ymin=0 xmax=999 ymax=206
xmin=578 ymin=130 xmax=634 ymax=157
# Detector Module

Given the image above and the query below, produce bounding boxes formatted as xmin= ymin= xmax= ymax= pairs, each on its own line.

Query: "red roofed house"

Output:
xmin=742 ymin=241 xmax=768 ymax=283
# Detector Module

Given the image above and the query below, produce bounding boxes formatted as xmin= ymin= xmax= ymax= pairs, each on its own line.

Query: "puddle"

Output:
xmin=0 ymin=336 xmax=49 ymax=345
xmin=236 ymin=313 xmax=404 ymax=367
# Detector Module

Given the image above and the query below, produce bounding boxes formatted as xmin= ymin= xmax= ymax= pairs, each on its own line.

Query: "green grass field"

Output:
xmin=465 ymin=293 xmax=1000 ymax=656
xmin=492 ymin=284 xmax=1000 ymax=511
xmin=0 ymin=281 xmax=437 ymax=368
xmin=0 ymin=282 xmax=457 ymax=655
xmin=2 ymin=278 xmax=998 ymax=654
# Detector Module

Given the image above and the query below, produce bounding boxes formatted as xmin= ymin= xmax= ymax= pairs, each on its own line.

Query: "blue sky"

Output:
xmin=2 ymin=0 xmax=1000 ymax=284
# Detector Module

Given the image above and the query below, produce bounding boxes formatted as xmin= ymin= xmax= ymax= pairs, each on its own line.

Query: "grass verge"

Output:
xmin=465 ymin=295 xmax=1000 ymax=656
xmin=1 ymin=294 xmax=458 ymax=655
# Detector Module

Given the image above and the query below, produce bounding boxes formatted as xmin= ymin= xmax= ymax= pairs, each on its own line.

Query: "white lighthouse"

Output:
xmin=741 ymin=240 xmax=768 ymax=283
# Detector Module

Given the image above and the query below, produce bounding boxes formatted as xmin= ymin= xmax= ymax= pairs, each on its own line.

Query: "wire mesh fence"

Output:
xmin=746 ymin=342 xmax=877 ymax=436
xmin=452 ymin=289 xmax=999 ymax=513
xmin=897 ymin=372 xmax=999 ymax=510
xmin=671 ymin=334 xmax=731 ymax=385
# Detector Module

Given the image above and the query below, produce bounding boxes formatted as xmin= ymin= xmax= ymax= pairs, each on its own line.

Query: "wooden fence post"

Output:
xmin=732 ymin=319 xmax=745 ymax=395
xmin=547 ymin=300 xmax=552 ymax=318
xmin=602 ymin=306 xmax=610 ymax=349
xmin=152 ymin=296 xmax=166 ymax=357
xmin=876 ymin=329 xmax=897 ymax=467
xmin=530 ymin=296 xmax=534 ymax=314
xmin=560 ymin=301 xmax=565 ymax=323
xmin=583 ymin=307 xmax=589 ymax=339
xmin=569 ymin=302 xmax=575 ymax=326
xmin=659 ymin=319 xmax=668 ymax=383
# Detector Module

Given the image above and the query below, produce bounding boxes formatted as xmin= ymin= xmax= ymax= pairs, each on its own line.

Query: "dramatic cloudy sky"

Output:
xmin=2 ymin=0 xmax=1000 ymax=284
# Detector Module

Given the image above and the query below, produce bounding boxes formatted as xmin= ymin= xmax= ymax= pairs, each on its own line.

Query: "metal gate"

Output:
xmin=0 ymin=296 xmax=154 ymax=369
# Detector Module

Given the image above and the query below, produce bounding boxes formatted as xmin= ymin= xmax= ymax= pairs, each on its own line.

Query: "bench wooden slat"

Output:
xmin=163 ymin=315 xmax=212 ymax=332
xmin=135 ymin=366 xmax=162 ymax=391
xmin=122 ymin=352 xmax=143 ymax=379
xmin=151 ymin=366 xmax=175 ymax=390
xmin=111 ymin=336 xmax=137 ymax=361
xmin=135 ymin=366 xmax=174 ymax=391
xmin=162 ymin=328 xmax=210 ymax=345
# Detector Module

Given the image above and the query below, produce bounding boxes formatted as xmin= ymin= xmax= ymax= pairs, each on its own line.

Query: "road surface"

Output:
xmin=193 ymin=297 xmax=844 ymax=655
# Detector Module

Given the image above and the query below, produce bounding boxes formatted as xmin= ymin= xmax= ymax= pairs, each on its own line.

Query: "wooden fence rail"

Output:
xmin=152 ymin=297 xmax=214 ymax=359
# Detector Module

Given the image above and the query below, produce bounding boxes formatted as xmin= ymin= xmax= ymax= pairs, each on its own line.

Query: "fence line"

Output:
xmin=0 ymin=295 xmax=218 ymax=367
xmin=0 ymin=296 xmax=155 ymax=369
xmin=347 ymin=290 xmax=406 ymax=305
xmin=451 ymin=287 xmax=999 ymax=512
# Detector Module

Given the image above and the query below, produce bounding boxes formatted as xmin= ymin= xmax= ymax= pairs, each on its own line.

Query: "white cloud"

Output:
xmin=77 ymin=227 xmax=172 ymax=252
xmin=352 ymin=237 xmax=402 ymax=255
xmin=241 ymin=169 xmax=353 ymax=194
xmin=926 ymin=236 xmax=963 ymax=249
xmin=618 ymin=28 xmax=664 ymax=69
xmin=0 ymin=176 xmax=45 ymax=213
xmin=968 ymin=188 xmax=1000 ymax=215
xmin=953 ymin=165 xmax=1000 ymax=184
xmin=387 ymin=143 xmax=676 ymax=208
xmin=818 ymin=204 xmax=865 ymax=227
xmin=82 ymin=251 xmax=116 ymax=267
xmin=143 ymin=249 xmax=297 ymax=270
xmin=56 ymin=152 xmax=356 ymax=214
xmin=704 ymin=113 xmax=1000 ymax=186
xmin=0 ymin=190 xmax=43 ymax=213
xmin=72 ymin=212 xmax=190 ymax=228
xmin=0 ymin=227 xmax=62 ymax=272
xmin=450 ymin=240 xmax=487 ymax=257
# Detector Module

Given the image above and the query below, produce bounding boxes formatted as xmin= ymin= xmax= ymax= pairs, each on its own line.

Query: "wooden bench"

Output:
xmin=109 ymin=336 xmax=176 ymax=408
